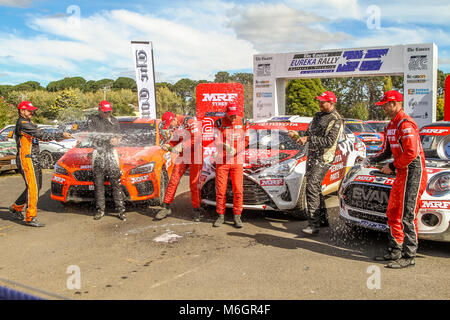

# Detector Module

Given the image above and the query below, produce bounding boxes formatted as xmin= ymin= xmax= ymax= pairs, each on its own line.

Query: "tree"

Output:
xmin=113 ymin=77 xmax=137 ymax=91
xmin=214 ymin=71 xmax=231 ymax=83
xmin=286 ymin=79 xmax=325 ymax=116
xmin=231 ymin=73 xmax=253 ymax=85
xmin=46 ymin=77 xmax=86 ymax=92
xmin=436 ymin=97 xmax=444 ymax=121
xmin=0 ymin=96 xmax=16 ymax=128
xmin=82 ymin=80 xmax=99 ymax=93
xmin=347 ymin=101 xmax=369 ymax=120
xmin=173 ymin=78 xmax=196 ymax=115
xmin=48 ymin=89 xmax=82 ymax=120
xmin=156 ymin=86 xmax=183 ymax=117
xmin=438 ymin=69 xmax=448 ymax=97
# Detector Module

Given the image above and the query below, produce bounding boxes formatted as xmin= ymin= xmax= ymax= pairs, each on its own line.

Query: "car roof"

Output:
xmin=420 ymin=121 xmax=450 ymax=129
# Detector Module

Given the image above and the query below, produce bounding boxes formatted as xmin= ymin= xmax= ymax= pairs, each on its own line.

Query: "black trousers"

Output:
xmin=92 ymin=151 xmax=124 ymax=213
xmin=305 ymin=158 xmax=330 ymax=228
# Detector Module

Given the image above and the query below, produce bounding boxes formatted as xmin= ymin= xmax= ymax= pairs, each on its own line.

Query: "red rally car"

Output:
xmin=51 ymin=117 xmax=177 ymax=205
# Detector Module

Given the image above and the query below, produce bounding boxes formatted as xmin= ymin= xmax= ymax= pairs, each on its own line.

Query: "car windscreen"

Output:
xmin=420 ymin=134 xmax=449 ymax=160
xmin=345 ymin=123 xmax=366 ymax=132
xmin=77 ymin=122 xmax=157 ymax=148
xmin=367 ymin=122 xmax=386 ymax=132
xmin=362 ymin=123 xmax=377 ymax=133
xmin=247 ymin=129 xmax=306 ymax=153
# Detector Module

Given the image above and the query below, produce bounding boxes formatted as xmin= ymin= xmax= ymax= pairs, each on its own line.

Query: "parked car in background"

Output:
xmin=39 ymin=127 xmax=78 ymax=169
xmin=0 ymin=136 xmax=17 ymax=173
xmin=344 ymin=119 xmax=383 ymax=156
xmin=200 ymin=115 xmax=366 ymax=219
xmin=51 ymin=117 xmax=177 ymax=206
xmin=339 ymin=121 xmax=450 ymax=242
xmin=0 ymin=125 xmax=15 ymax=140
xmin=365 ymin=120 xmax=389 ymax=141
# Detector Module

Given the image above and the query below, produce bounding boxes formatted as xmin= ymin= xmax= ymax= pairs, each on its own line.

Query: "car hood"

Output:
xmin=58 ymin=146 xmax=163 ymax=169
xmin=354 ymin=132 xmax=382 ymax=142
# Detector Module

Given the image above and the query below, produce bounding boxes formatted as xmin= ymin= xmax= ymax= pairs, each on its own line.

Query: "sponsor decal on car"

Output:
xmin=52 ymin=176 xmax=65 ymax=183
xmin=359 ymin=220 xmax=389 ymax=231
xmin=131 ymin=175 xmax=150 ymax=184
xmin=419 ymin=128 xmax=449 ymax=136
xmin=420 ymin=200 xmax=450 ymax=209
xmin=260 ymin=178 xmax=284 ymax=187
xmin=80 ymin=165 xmax=92 ymax=170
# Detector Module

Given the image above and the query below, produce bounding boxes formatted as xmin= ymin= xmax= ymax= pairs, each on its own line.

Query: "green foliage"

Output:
xmin=436 ymin=97 xmax=444 ymax=121
xmin=48 ymin=89 xmax=82 ymax=120
xmin=156 ymin=86 xmax=183 ymax=117
xmin=47 ymin=77 xmax=87 ymax=92
xmin=113 ymin=77 xmax=137 ymax=91
xmin=0 ymin=96 xmax=16 ymax=128
xmin=214 ymin=71 xmax=231 ymax=83
xmin=347 ymin=101 xmax=369 ymax=120
xmin=286 ymin=79 xmax=325 ymax=116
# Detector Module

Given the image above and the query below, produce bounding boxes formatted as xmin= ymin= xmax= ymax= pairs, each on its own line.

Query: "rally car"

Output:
xmin=365 ymin=120 xmax=389 ymax=141
xmin=200 ymin=115 xmax=366 ymax=219
xmin=339 ymin=121 xmax=450 ymax=242
xmin=0 ymin=136 xmax=18 ymax=173
xmin=51 ymin=117 xmax=177 ymax=205
xmin=345 ymin=119 xmax=384 ymax=156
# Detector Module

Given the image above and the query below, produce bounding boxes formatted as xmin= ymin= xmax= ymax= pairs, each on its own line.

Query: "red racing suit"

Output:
xmin=369 ymin=109 xmax=427 ymax=258
xmin=160 ymin=115 xmax=203 ymax=209
xmin=214 ymin=116 xmax=248 ymax=216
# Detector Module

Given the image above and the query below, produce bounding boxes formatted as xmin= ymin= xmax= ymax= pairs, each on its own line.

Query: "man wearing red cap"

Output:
xmin=212 ymin=103 xmax=248 ymax=228
xmin=155 ymin=111 xmax=203 ymax=221
xmin=369 ymin=90 xmax=427 ymax=268
xmin=289 ymin=91 xmax=343 ymax=235
xmin=87 ymin=100 xmax=125 ymax=221
xmin=10 ymin=101 xmax=72 ymax=227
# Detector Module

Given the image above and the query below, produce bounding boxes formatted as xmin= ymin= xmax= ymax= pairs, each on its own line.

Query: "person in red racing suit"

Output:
xmin=369 ymin=90 xmax=427 ymax=269
xmin=9 ymin=101 xmax=71 ymax=227
xmin=212 ymin=103 xmax=248 ymax=228
xmin=155 ymin=111 xmax=203 ymax=221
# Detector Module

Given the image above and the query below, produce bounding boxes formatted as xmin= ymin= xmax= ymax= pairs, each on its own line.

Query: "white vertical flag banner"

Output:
xmin=131 ymin=41 xmax=157 ymax=118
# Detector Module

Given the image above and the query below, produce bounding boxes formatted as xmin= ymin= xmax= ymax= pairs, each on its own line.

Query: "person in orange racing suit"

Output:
xmin=155 ymin=111 xmax=203 ymax=221
xmin=9 ymin=101 xmax=71 ymax=227
xmin=369 ymin=90 xmax=427 ymax=269
xmin=212 ymin=103 xmax=249 ymax=228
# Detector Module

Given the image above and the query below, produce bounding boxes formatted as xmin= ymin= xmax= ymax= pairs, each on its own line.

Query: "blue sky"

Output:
xmin=0 ymin=0 xmax=449 ymax=87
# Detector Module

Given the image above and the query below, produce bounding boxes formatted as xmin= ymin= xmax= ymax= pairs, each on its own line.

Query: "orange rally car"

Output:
xmin=51 ymin=117 xmax=176 ymax=205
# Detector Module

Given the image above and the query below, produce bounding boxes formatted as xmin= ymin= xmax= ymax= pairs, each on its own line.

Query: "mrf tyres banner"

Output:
xmin=131 ymin=41 xmax=157 ymax=118
xmin=196 ymin=83 xmax=244 ymax=158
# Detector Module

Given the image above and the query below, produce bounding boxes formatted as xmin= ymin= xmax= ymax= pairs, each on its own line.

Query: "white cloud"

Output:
xmin=289 ymin=0 xmax=362 ymax=20
xmin=227 ymin=3 xmax=351 ymax=52
xmin=0 ymin=0 xmax=33 ymax=7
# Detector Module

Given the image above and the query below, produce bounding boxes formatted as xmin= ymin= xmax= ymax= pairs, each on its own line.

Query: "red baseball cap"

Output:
xmin=316 ymin=91 xmax=337 ymax=103
xmin=99 ymin=100 xmax=113 ymax=112
xmin=226 ymin=103 xmax=239 ymax=116
xmin=162 ymin=111 xmax=175 ymax=129
xmin=17 ymin=101 xmax=37 ymax=111
xmin=375 ymin=90 xmax=403 ymax=105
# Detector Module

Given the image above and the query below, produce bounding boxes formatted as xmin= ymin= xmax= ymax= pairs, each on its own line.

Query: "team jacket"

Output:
xmin=305 ymin=108 xmax=344 ymax=164
xmin=214 ymin=116 xmax=249 ymax=164
xmin=369 ymin=109 xmax=425 ymax=171
xmin=14 ymin=116 xmax=64 ymax=163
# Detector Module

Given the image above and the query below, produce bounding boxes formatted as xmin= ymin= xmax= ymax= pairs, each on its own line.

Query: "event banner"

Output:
xmin=253 ymin=43 xmax=438 ymax=127
xmin=131 ymin=41 xmax=157 ymax=118
xmin=196 ymin=83 xmax=244 ymax=157
xmin=403 ymin=43 xmax=438 ymax=128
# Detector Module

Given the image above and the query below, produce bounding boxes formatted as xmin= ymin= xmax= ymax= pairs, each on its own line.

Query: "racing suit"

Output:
xmin=12 ymin=116 xmax=64 ymax=222
xmin=87 ymin=114 xmax=125 ymax=214
xmin=160 ymin=115 xmax=203 ymax=209
xmin=214 ymin=116 xmax=248 ymax=216
xmin=304 ymin=108 xmax=343 ymax=228
xmin=369 ymin=109 xmax=427 ymax=258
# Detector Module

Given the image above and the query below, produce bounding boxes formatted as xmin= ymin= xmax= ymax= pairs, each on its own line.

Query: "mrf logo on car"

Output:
xmin=288 ymin=48 xmax=389 ymax=75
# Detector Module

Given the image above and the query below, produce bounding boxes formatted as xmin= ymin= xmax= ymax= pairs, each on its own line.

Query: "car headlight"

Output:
xmin=426 ymin=172 xmax=450 ymax=197
xmin=342 ymin=165 xmax=361 ymax=184
xmin=54 ymin=163 xmax=69 ymax=175
xmin=130 ymin=162 xmax=155 ymax=175
xmin=259 ymin=158 xmax=297 ymax=178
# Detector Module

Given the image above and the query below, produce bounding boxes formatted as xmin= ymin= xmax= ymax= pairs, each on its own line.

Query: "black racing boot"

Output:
xmin=386 ymin=257 xmax=416 ymax=269
xmin=193 ymin=207 xmax=203 ymax=222
xmin=9 ymin=206 xmax=24 ymax=221
xmin=213 ymin=214 xmax=224 ymax=227
xmin=25 ymin=218 xmax=45 ymax=227
xmin=118 ymin=209 xmax=126 ymax=221
xmin=302 ymin=225 xmax=319 ymax=235
xmin=154 ymin=203 xmax=171 ymax=220
xmin=94 ymin=210 xmax=105 ymax=220
xmin=233 ymin=215 xmax=243 ymax=228
xmin=373 ymin=247 xmax=402 ymax=261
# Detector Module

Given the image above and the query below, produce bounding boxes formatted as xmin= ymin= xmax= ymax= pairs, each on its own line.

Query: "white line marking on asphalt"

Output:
xmin=124 ymin=222 xmax=200 ymax=235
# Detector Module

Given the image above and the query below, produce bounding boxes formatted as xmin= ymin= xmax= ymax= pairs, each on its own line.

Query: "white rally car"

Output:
xmin=200 ymin=115 xmax=366 ymax=219
xmin=339 ymin=121 xmax=450 ymax=242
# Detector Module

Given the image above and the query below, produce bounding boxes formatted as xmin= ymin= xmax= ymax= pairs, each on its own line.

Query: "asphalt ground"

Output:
xmin=0 ymin=170 xmax=449 ymax=301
